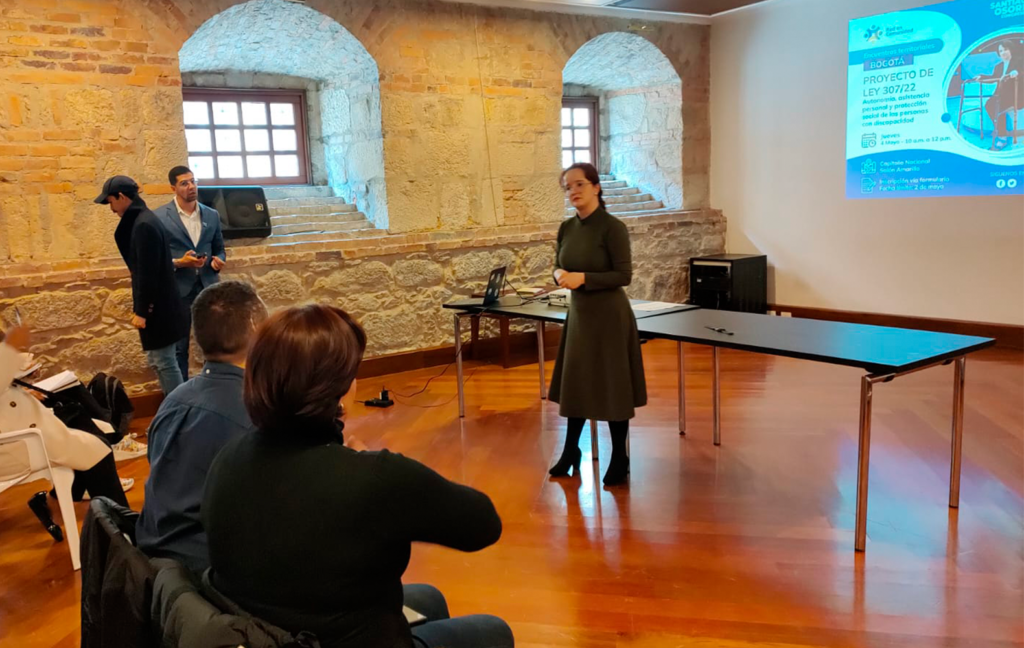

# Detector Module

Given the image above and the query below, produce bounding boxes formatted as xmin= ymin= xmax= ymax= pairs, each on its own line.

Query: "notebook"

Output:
xmin=32 ymin=370 xmax=80 ymax=393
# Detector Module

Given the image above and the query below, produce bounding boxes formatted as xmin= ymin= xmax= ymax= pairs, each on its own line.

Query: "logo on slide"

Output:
xmin=861 ymin=178 xmax=876 ymax=194
xmin=861 ymin=133 xmax=878 ymax=148
xmin=860 ymin=159 xmax=877 ymax=174
xmin=863 ymin=22 xmax=914 ymax=44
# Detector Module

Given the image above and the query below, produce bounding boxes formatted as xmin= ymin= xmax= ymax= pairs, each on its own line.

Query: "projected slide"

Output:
xmin=847 ymin=0 xmax=1023 ymax=198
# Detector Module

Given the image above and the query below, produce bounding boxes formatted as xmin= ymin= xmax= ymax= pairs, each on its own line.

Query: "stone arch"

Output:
xmin=178 ymin=0 xmax=388 ymax=227
xmin=563 ymin=32 xmax=683 ymax=210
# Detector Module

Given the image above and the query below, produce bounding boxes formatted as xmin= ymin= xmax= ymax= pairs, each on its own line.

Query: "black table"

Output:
xmin=443 ymin=299 xmax=995 ymax=551
xmin=638 ymin=308 xmax=991 ymax=374
xmin=637 ymin=308 xmax=993 ymax=551
xmin=443 ymin=297 xmax=698 ymax=415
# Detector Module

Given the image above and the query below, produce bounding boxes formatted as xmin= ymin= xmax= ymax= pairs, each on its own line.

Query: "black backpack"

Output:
xmin=88 ymin=373 xmax=135 ymax=443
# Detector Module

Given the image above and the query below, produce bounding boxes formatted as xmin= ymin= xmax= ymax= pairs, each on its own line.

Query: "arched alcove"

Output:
xmin=563 ymin=32 xmax=683 ymax=210
xmin=179 ymin=0 xmax=388 ymax=227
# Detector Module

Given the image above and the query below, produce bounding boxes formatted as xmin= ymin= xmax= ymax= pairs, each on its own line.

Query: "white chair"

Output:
xmin=0 ymin=429 xmax=81 ymax=570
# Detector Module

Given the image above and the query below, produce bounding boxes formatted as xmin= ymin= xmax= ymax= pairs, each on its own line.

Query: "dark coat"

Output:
xmin=113 ymin=199 xmax=188 ymax=351
xmin=80 ymin=497 xmax=160 ymax=648
xmin=152 ymin=562 xmax=320 ymax=648
xmin=81 ymin=497 xmax=316 ymax=648
xmin=548 ymin=207 xmax=647 ymax=421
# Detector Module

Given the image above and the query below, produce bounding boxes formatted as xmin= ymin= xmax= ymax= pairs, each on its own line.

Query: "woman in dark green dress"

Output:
xmin=548 ymin=163 xmax=647 ymax=486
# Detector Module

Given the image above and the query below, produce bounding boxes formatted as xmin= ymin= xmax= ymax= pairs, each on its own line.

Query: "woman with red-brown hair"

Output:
xmin=201 ymin=304 xmax=513 ymax=648
xmin=547 ymin=162 xmax=647 ymax=486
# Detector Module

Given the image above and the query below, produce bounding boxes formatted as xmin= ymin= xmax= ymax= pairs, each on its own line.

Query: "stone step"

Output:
xmin=273 ymin=220 xmax=371 ymax=235
xmin=266 ymin=197 xmax=349 ymax=210
xmin=563 ymin=207 xmax=675 ymax=220
xmin=602 ymin=186 xmax=639 ymax=196
xmin=261 ymin=185 xmax=334 ymax=200
xmin=270 ymin=212 xmax=366 ymax=226
xmin=625 ymin=207 xmax=681 ymax=217
xmin=605 ymin=193 xmax=654 ymax=205
xmin=599 ymin=174 xmax=616 ymax=182
xmin=601 ymin=180 xmax=627 ymax=189
xmin=565 ymin=192 xmax=651 ymax=207
xmin=269 ymin=203 xmax=358 ymax=216
xmin=564 ymin=199 xmax=665 ymax=216
xmin=267 ymin=228 xmax=383 ymax=244
xmin=610 ymin=199 xmax=664 ymax=213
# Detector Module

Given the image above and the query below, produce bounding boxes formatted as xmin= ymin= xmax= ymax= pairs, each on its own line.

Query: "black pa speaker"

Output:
xmin=197 ymin=186 xmax=271 ymax=239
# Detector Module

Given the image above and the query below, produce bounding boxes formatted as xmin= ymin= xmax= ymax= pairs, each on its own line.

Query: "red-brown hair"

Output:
xmin=244 ymin=304 xmax=367 ymax=432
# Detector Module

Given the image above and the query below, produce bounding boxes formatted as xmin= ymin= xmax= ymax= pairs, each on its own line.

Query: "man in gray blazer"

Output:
xmin=155 ymin=165 xmax=227 ymax=380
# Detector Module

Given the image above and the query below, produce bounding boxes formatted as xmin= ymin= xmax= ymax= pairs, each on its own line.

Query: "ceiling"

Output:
xmin=513 ymin=0 xmax=773 ymax=17
xmin=605 ymin=0 xmax=770 ymax=16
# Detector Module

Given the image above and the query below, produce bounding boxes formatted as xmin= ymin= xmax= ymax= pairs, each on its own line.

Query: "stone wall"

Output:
xmin=0 ymin=211 xmax=725 ymax=393
xmin=0 ymin=0 xmax=718 ymax=392
xmin=607 ymin=83 xmax=683 ymax=209
xmin=321 ymin=72 xmax=387 ymax=228
xmin=0 ymin=0 xmax=711 ymax=260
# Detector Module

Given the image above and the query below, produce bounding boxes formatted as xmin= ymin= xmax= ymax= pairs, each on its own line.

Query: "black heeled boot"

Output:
xmin=603 ymin=421 xmax=630 ymax=486
xmin=602 ymin=453 xmax=630 ymax=485
xmin=549 ymin=417 xmax=586 ymax=478
xmin=28 ymin=491 xmax=64 ymax=542
xmin=548 ymin=446 xmax=582 ymax=477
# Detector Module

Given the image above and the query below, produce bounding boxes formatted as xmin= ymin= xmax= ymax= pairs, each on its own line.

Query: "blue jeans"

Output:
xmin=175 ymin=282 xmax=203 ymax=380
xmin=145 ymin=343 xmax=183 ymax=396
xmin=404 ymin=584 xmax=514 ymax=648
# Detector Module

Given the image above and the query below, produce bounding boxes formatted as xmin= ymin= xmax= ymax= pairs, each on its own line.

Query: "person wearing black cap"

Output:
xmin=95 ymin=175 xmax=188 ymax=395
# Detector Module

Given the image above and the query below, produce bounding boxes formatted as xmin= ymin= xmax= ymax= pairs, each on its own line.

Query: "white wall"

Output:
xmin=711 ymin=0 xmax=1024 ymax=325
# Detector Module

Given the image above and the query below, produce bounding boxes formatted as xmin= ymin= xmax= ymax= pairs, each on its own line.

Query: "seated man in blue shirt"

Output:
xmin=137 ymin=280 xmax=267 ymax=572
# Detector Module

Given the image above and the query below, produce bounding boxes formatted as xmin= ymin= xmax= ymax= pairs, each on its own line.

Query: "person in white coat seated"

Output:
xmin=1 ymin=325 xmax=131 ymax=520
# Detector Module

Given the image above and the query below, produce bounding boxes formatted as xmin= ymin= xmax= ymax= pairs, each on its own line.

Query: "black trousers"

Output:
xmin=985 ymin=86 xmax=1020 ymax=137
xmin=71 ymin=451 xmax=129 ymax=507
xmin=67 ymin=421 xmax=128 ymax=507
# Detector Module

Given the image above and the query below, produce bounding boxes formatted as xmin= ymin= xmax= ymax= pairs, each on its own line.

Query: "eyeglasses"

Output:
xmin=563 ymin=181 xmax=593 ymax=192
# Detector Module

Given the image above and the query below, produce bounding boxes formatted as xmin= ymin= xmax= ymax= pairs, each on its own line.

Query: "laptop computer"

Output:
xmin=482 ymin=266 xmax=507 ymax=306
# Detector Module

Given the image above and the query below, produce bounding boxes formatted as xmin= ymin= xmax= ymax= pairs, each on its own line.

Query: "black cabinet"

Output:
xmin=689 ymin=254 xmax=767 ymax=313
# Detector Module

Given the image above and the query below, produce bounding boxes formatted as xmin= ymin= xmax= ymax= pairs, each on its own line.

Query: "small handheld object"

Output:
xmin=14 ymin=307 xmax=23 ymax=326
xmin=704 ymin=325 xmax=734 ymax=336
xmin=547 ymin=288 xmax=571 ymax=308
xmin=364 ymin=389 xmax=395 ymax=408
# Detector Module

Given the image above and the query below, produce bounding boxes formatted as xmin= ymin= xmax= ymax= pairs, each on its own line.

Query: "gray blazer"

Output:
xmin=155 ymin=200 xmax=226 ymax=298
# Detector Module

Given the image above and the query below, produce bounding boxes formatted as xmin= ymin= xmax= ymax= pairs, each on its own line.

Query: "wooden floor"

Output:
xmin=1 ymin=340 xmax=1022 ymax=647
